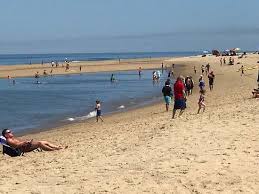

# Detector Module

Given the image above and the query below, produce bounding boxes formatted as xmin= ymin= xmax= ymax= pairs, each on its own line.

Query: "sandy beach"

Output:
xmin=1 ymin=54 xmax=259 ymax=193
xmin=0 ymin=58 xmax=168 ymax=79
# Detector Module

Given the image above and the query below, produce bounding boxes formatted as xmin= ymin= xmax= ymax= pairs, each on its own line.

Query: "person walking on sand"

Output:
xmin=220 ymin=58 xmax=223 ymax=66
xmin=185 ymin=76 xmax=193 ymax=96
xmin=199 ymin=75 xmax=205 ymax=91
xmin=205 ymin=63 xmax=210 ymax=75
xmin=43 ymin=70 xmax=48 ymax=76
xmin=172 ymin=76 xmax=186 ymax=119
xmin=95 ymin=100 xmax=104 ymax=122
xmin=240 ymin=65 xmax=244 ymax=76
xmin=189 ymin=76 xmax=194 ymax=95
xmin=65 ymin=63 xmax=69 ymax=71
xmin=162 ymin=80 xmax=172 ymax=111
xmin=35 ymin=71 xmax=40 ymax=79
xmin=197 ymin=90 xmax=206 ymax=114
xmin=79 ymin=65 xmax=82 ymax=72
xmin=194 ymin=66 xmax=197 ymax=74
xmin=208 ymin=71 xmax=215 ymax=91
xmin=2 ymin=129 xmax=65 ymax=152
xmin=201 ymin=65 xmax=205 ymax=75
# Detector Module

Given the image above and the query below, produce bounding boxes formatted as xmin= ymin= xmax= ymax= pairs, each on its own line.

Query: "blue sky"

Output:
xmin=0 ymin=0 xmax=258 ymax=54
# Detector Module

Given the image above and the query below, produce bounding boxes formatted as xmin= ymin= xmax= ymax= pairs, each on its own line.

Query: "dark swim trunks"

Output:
xmin=97 ymin=110 xmax=102 ymax=116
xmin=174 ymin=98 xmax=186 ymax=110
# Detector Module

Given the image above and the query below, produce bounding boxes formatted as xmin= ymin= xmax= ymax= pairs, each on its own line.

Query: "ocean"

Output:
xmin=1 ymin=69 xmax=171 ymax=134
xmin=0 ymin=51 xmax=200 ymax=65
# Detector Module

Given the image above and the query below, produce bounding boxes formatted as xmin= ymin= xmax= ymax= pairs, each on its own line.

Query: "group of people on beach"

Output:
xmin=162 ymin=64 xmax=216 ymax=117
xmin=162 ymin=76 xmax=188 ymax=118
xmin=3 ymin=55 xmax=259 ymax=159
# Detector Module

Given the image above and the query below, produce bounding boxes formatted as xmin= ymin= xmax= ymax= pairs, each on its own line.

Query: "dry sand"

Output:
xmin=1 ymin=54 xmax=259 ymax=193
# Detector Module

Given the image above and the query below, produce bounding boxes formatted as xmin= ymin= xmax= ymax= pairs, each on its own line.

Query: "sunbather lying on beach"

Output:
xmin=2 ymin=129 xmax=65 ymax=152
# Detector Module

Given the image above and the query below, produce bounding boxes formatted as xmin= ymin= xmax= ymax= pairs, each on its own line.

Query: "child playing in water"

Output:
xmin=95 ymin=100 xmax=104 ymax=122
xmin=197 ymin=90 xmax=206 ymax=114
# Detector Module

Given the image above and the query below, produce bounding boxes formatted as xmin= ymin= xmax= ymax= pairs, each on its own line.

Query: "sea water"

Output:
xmin=1 ymin=69 xmax=170 ymax=134
xmin=0 ymin=51 xmax=200 ymax=65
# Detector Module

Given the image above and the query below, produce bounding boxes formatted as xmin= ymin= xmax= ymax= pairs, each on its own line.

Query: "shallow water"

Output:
xmin=1 ymin=69 xmax=170 ymax=134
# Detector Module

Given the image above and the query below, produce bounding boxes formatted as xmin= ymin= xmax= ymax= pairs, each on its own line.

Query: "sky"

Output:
xmin=0 ymin=0 xmax=258 ymax=54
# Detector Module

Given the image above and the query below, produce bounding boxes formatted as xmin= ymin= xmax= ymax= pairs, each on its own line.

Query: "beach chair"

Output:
xmin=0 ymin=136 xmax=23 ymax=157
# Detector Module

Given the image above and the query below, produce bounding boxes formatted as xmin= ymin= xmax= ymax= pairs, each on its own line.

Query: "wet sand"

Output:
xmin=0 ymin=58 xmax=168 ymax=79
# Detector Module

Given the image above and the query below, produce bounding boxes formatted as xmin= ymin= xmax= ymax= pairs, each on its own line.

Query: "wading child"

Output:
xmin=95 ymin=100 xmax=104 ymax=122
xmin=197 ymin=90 xmax=206 ymax=114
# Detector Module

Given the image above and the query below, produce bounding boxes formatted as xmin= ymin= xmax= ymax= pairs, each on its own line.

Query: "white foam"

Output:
xmin=67 ymin=117 xmax=75 ymax=121
xmin=72 ymin=61 xmax=81 ymax=63
xmin=86 ymin=111 xmax=96 ymax=118
xmin=76 ymin=111 xmax=97 ymax=120
xmin=118 ymin=105 xmax=125 ymax=109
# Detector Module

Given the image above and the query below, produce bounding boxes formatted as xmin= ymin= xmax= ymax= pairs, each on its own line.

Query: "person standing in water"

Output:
xmin=35 ymin=71 xmax=40 ymax=84
xmin=110 ymin=74 xmax=116 ymax=82
xmin=95 ymin=100 xmax=104 ymax=122
xmin=138 ymin=67 xmax=142 ymax=76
